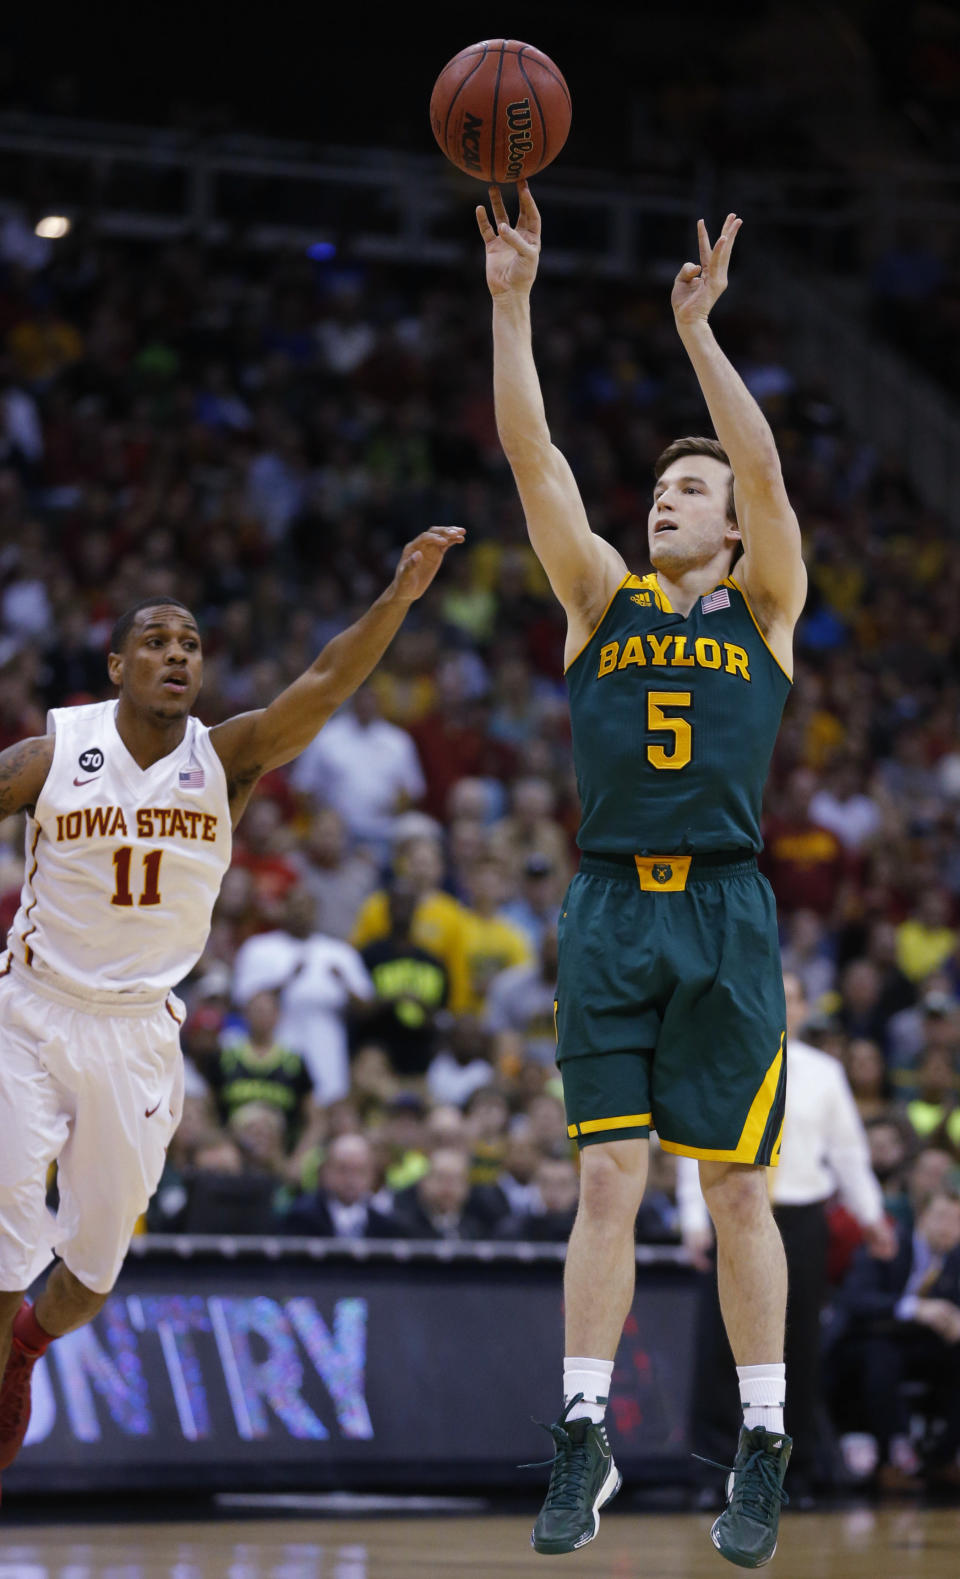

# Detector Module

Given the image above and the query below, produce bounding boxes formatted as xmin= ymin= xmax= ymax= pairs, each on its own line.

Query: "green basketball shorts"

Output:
xmin=556 ymin=851 xmax=786 ymax=1163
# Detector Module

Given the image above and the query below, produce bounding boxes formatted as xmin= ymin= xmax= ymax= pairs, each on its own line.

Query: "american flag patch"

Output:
xmin=701 ymin=588 xmax=731 ymax=614
xmin=179 ymin=766 xmax=205 ymax=789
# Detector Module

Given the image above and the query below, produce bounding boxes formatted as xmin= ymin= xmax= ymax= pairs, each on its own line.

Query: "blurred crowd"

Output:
xmin=2 ymin=188 xmax=960 ymax=1494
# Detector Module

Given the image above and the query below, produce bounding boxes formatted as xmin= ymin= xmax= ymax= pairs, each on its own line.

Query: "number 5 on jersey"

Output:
xmin=647 ymin=691 xmax=692 ymax=770
xmin=112 ymin=847 xmax=163 ymax=907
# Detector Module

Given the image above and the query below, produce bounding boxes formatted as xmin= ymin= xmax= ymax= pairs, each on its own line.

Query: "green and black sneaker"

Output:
xmin=709 ymin=1425 xmax=791 ymax=1568
xmin=528 ymin=1395 xmax=622 ymax=1555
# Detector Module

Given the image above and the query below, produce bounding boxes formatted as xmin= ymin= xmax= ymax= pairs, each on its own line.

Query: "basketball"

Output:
xmin=430 ymin=39 xmax=571 ymax=184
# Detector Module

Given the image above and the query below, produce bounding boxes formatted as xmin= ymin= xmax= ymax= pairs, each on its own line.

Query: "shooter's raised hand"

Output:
xmin=672 ymin=213 xmax=742 ymax=327
xmin=476 ymin=180 xmax=541 ymax=298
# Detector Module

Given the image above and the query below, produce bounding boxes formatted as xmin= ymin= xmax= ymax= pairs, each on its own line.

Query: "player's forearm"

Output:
xmin=491 ymin=293 xmax=552 ymax=464
xmin=310 ymin=582 xmax=411 ymax=709
xmin=677 ymin=319 xmax=782 ymax=485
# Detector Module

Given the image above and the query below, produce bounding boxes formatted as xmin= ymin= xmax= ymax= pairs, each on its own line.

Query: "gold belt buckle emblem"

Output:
xmin=634 ymin=855 xmax=692 ymax=892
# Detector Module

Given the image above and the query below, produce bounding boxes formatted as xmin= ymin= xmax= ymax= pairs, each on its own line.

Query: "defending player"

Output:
xmin=0 ymin=525 xmax=463 ymax=1492
xmin=477 ymin=183 xmax=806 ymax=1567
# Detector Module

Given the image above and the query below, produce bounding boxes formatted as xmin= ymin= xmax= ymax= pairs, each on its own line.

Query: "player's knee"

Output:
xmin=701 ymin=1165 xmax=771 ymax=1231
xmin=578 ymin=1144 xmax=646 ymax=1220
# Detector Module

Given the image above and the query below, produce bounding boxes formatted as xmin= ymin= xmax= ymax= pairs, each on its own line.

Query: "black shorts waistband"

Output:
xmin=579 ymin=849 xmax=757 ymax=885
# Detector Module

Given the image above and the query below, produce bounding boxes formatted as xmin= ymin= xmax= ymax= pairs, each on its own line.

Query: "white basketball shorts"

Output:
xmin=0 ymin=964 xmax=185 ymax=1294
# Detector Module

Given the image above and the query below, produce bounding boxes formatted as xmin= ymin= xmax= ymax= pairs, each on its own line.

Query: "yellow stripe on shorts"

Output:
xmin=568 ymin=1113 xmax=652 ymax=1138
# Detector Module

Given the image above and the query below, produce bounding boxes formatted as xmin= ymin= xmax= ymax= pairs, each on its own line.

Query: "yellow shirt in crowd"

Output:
xmin=351 ymin=890 xmax=533 ymax=1015
xmin=352 ymin=888 xmax=472 ymax=1012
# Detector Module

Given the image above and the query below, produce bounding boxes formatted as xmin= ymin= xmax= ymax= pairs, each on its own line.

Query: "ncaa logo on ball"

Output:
xmin=460 ymin=112 xmax=483 ymax=173
xmin=79 ymin=748 xmax=104 ymax=773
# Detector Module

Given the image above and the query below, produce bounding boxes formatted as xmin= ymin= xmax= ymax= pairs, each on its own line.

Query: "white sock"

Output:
xmin=737 ymin=1363 xmax=786 ymax=1435
xmin=563 ymin=1356 xmax=614 ymax=1425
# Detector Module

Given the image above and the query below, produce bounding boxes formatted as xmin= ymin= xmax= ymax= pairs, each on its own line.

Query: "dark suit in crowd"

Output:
xmin=824 ymin=1206 xmax=960 ymax=1470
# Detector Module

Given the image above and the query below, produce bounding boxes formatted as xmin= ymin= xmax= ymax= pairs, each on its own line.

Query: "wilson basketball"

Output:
xmin=430 ymin=40 xmax=571 ymax=183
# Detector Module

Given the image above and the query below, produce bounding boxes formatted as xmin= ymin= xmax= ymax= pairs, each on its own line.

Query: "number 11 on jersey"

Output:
xmin=112 ymin=847 xmax=163 ymax=907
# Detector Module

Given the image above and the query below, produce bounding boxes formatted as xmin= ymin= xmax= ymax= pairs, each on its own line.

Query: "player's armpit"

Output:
xmin=211 ymin=668 xmax=346 ymax=811
xmin=0 ymin=735 xmax=54 ymax=819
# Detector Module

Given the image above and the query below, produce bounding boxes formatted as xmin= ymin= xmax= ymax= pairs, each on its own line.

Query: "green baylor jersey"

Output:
xmin=566 ymin=572 xmax=791 ymax=855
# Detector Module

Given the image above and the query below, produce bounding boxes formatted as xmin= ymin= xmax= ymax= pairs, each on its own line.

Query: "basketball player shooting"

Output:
xmin=477 ymin=182 xmax=806 ymax=1567
xmin=0 ymin=524 xmax=463 ymax=1494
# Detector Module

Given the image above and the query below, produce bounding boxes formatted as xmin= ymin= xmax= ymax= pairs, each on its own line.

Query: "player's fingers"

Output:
xmin=498 ymin=222 xmax=537 ymax=259
xmin=517 ymin=179 xmax=541 ymax=232
xmin=697 ymin=218 xmax=711 ymax=271
xmin=488 ymin=185 xmax=510 ymax=226
xmin=677 ymin=262 xmax=701 ymax=282
xmin=476 ymin=206 xmax=497 ymax=242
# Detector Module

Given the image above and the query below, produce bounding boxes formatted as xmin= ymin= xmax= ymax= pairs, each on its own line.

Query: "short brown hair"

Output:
xmin=654 ymin=436 xmax=742 ymax=566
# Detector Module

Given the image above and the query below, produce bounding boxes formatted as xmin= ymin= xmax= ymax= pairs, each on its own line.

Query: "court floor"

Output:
xmin=2 ymin=1508 xmax=959 ymax=1579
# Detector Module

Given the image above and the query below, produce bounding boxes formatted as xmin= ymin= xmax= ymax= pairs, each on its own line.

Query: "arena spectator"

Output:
xmin=426 ymin=1015 xmax=496 ymax=1107
xmin=352 ymin=833 xmax=472 ymax=1012
xmin=864 ymin=1114 xmax=917 ymax=1231
xmin=762 ymin=765 xmax=849 ymax=917
xmin=808 ymin=754 xmax=884 ymax=852
xmin=499 ymin=852 xmax=565 ymax=954
xmin=497 ymin=1156 xmax=581 ymax=1243
xmin=843 ymin=1038 xmax=893 ymax=1125
xmin=292 ymin=805 xmax=377 ymax=941
xmin=291 ymin=685 xmax=425 ymax=859
xmin=463 ymin=1084 xmax=511 ymax=1187
xmin=232 ymin=884 xmax=374 ymax=1104
xmin=825 ymin=1189 xmax=960 ymax=1493
xmin=226 ymin=1101 xmax=290 ymax=1181
xmin=779 ymin=909 xmax=837 ymax=1011
xmin=391 ymin=1146 xmax=488 ymax=1241
xmin=280 ymin=1133 xmax=399 ymax=1238
xmin=886 ymin=980 xmax=959 ymax=1079
xmin=357 ymin=878 xmax=449 ymax=1077
xmin=379 ymin=1092 xmax=430 ymax=1192
xmin=459 ymin=855 xmax=532 ymax=1014
xmin=489 ymin=775 xmax=573 ymax=884
xmin=206 ymin=989 xmax=320 ymax=1180
xmin=409 ymin=657 xmax=516 ymax=820
xmin=486 ymin=925 xmax=559 ymax=1071
xmin=472 ymin=1129 xmax=545 ymax=1231
xmin=837 ymin=959 xmax=890 ymax=1047
xmin=895 ymin=889 xmax=958 ymax=985
xmin=230 ymin=794 xmax=301 ymax=928
xmin=904 ymin=1047 xmax=960 ymax=1155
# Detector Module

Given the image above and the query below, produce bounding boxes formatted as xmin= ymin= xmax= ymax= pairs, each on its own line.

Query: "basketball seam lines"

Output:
xmin=511 ymin=45 xmax=571 ymax=107
xmin=518 ymin=48 xmax=548 ymax=166
xmin=442 ymin=43 xmax=488 ymax=159
xmin=490 ymin=41 xmax=506 ymax=181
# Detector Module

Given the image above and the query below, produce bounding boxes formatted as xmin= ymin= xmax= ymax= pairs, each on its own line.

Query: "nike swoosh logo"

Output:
xmin=73 ymin=776 xmax=99 ymax=786
xmin=145 ymin=1101 xmax=162 ymax=1118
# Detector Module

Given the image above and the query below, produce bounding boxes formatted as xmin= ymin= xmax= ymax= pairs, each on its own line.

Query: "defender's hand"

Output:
xmin=672 ymin=213 xmax=742 ymax=327
xmin=393 ymin=526 xmax=465 ymax=604
xmin=476 ymin=180 xmax=541 ymax=297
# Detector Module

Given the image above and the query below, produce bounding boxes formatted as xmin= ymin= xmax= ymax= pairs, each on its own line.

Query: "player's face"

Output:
xmin=111 ymin=608 xmax=203 ymax=720
xmin=647 ymin=456 xmax=739 ymax=574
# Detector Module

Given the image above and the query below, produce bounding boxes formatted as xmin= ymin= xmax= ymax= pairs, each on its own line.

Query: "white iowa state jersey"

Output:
xmin=10 ymin=700 xmax=232 ymax=999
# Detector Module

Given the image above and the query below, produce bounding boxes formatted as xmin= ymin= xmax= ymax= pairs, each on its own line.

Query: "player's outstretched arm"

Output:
xmin=477 ymin=181 xmax=625 ymax=624
xmin=210 ymin=527 xmax=463 ymax=818
xmin=0 ymin=735 xmax=54 ymax=818
xmin=672 ymin=215 xmax=806 ymax=632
